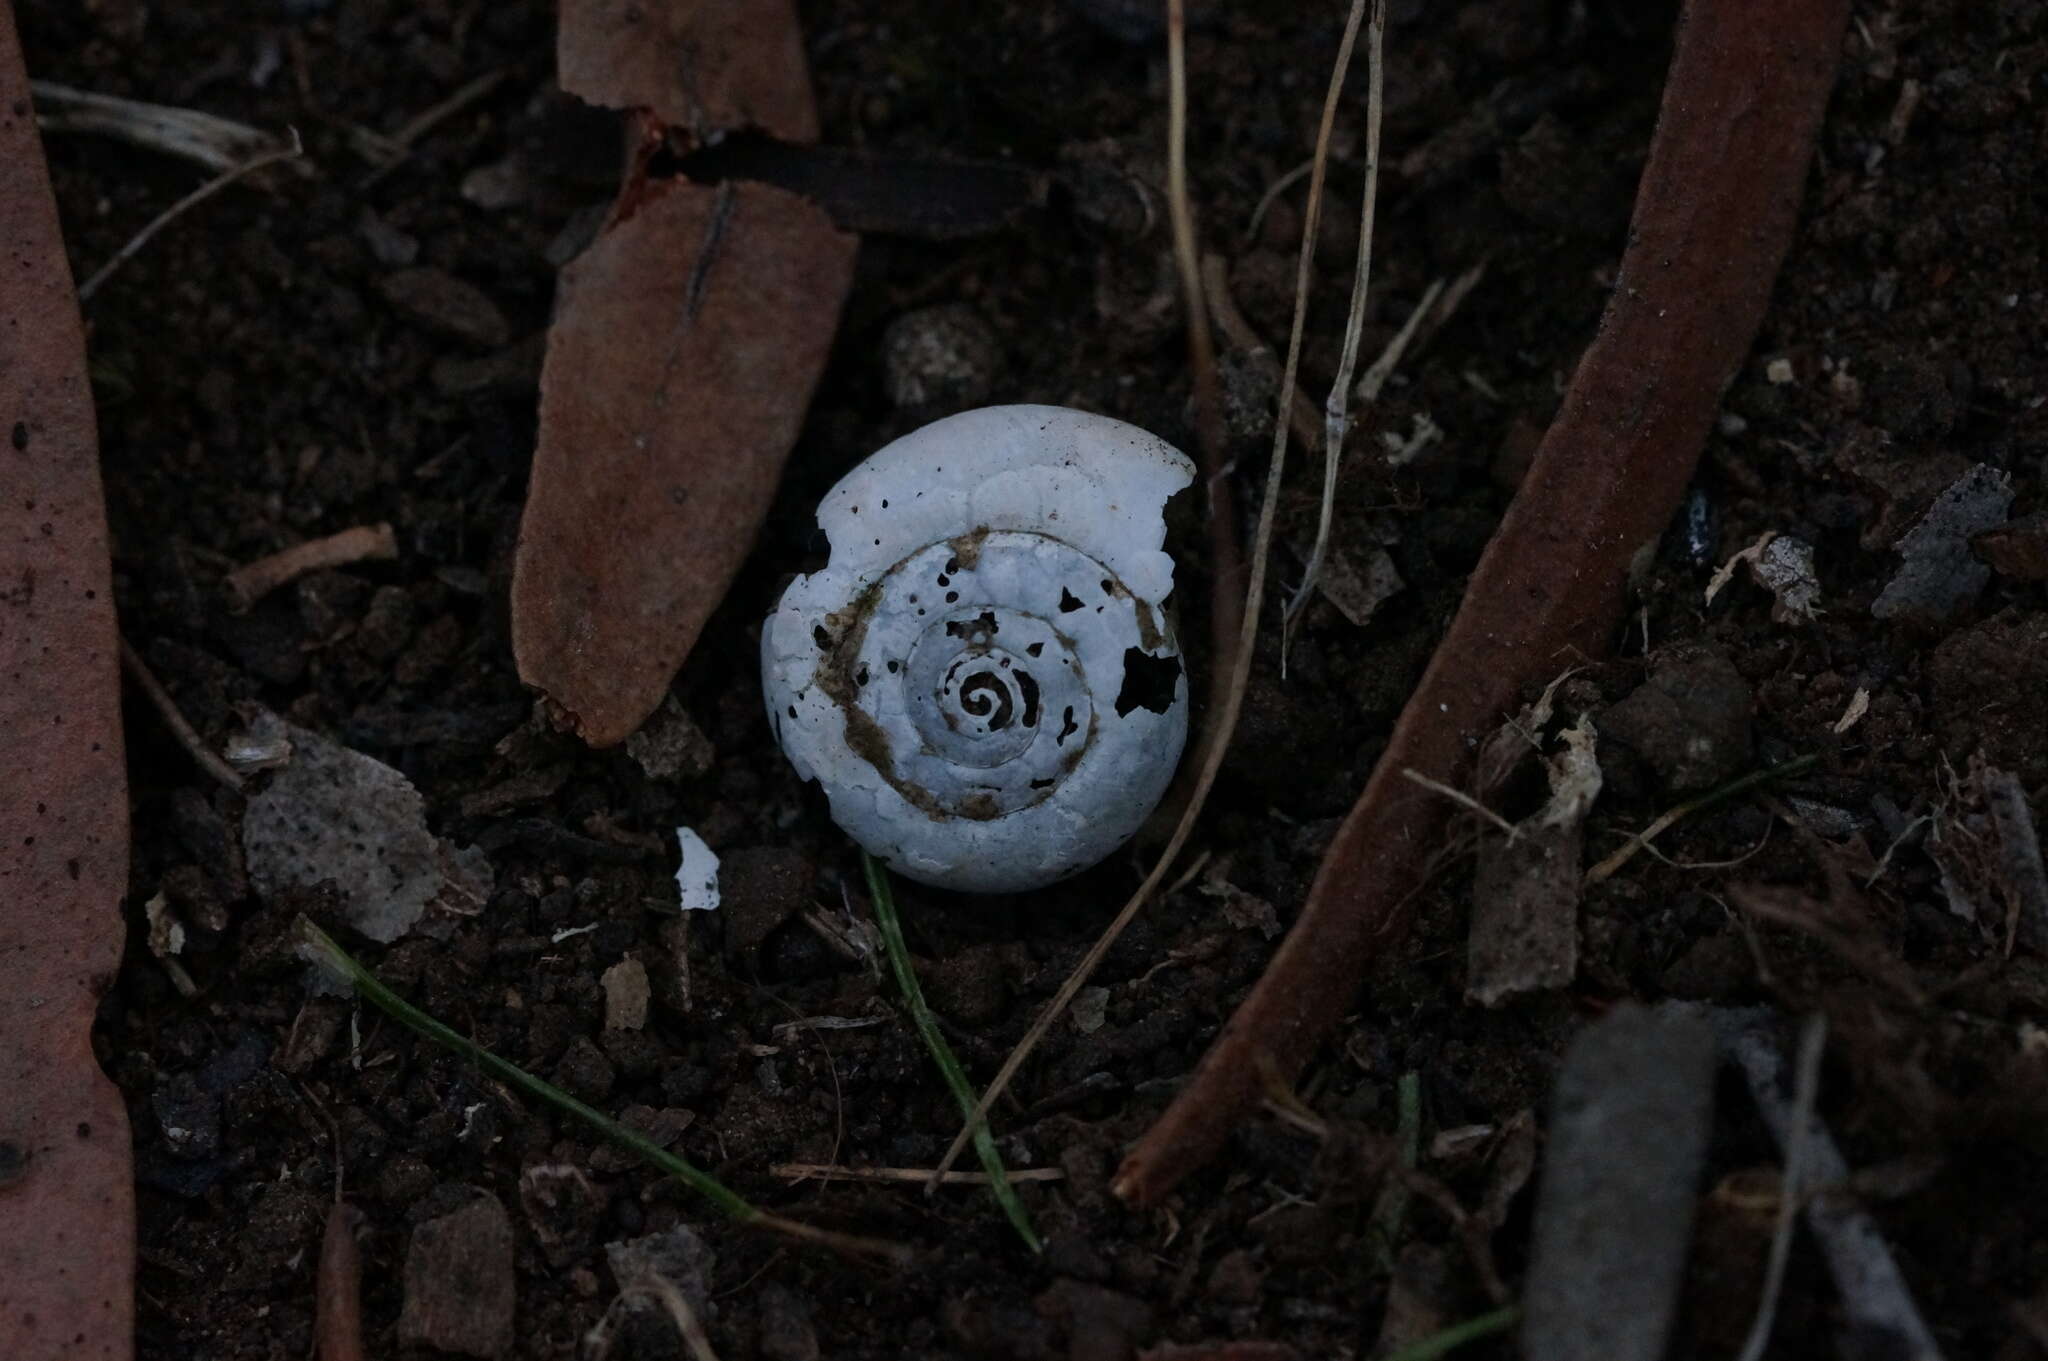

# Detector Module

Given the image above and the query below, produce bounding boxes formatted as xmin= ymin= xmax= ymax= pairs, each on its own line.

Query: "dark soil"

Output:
xmin=19 ymin=0 xmax=2048 ymax=1356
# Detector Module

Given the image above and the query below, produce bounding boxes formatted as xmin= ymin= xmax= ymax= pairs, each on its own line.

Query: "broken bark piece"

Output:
xmin=1519 ymin=1004 xmax=1716 ymax=1361
xmin=1117 ymin=0 xmax=1852 ymax=1205
xmin=558 ymin=0 xmax=818 ymax=141
xmin=397 ymin=1193 xmax=517 ymax=1358
xmin=512 ymin=179 xmax=856 ymax=746
xmin=516 ymin=0 xmax=856 ymax=747
xmin=0 ymin=15 xmax=136 ymax=1359
xmin=1466 ymin=717 xmax=1601 ymax=1007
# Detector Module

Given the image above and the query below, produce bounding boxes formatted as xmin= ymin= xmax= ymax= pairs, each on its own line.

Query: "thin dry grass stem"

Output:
xmin=631 ymin=1279 xmax=722 ymax=1361
xmin=224 ymin=522 xmax=398 ymax=610
xmin=78 ymin=127 xmax=304 ymax=303
xmin=1735 ymin=1013 xmax=1826 ymax=1361
xmin=1355 ymin=276 xmax=1444 ymax=406
xmin=772 ymin=1162 xmax=1064 ymax=1187
xmin=1584 ymin=754 xmax=1817 ymax=885
xmin=928 ymin=0 xmax=1372 ymax=1186
xmin=1363 ymin=259 xmax=1489 ymax=405
xmin=1283 ymin=0 xmax=1383 ymax=670
xmin=1163 ymin=0 xmax=1247 ymax=831
xmin=1399 ymin=767 xmax=1518 ymax=841
xmin=30 ymin=79 xmax=297 ymax=174
xmin=119 ymin=635 xmax=246 ymax=791
xmin=356 ymin=66 xmax=512 ymax=187
xmin=1247 ymin=158 xmax=1315 ymax=240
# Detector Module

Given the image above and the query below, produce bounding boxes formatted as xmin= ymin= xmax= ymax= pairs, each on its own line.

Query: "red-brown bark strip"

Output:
xmin=1114 ymin=0 xmax=1851 ymax=1206
xmin=512 ymin=179 xmax=856 ymax=747
xmin=0 ymin=8 xmax=136 ymax=1357
xmin=513 ymin=0 xmax=857 ymax=747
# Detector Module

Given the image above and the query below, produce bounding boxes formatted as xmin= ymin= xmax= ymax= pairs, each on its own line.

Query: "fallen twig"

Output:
xmin=1151 ymin=0 xmax=1247 ymax=838
xmin=77 ymin=128 xmax=304 ymax=303
xmin=1115 ymin=0 xmax=1853 ymax=1205
xmin=224 ymin=523 xmax=399 ymax=610
xmin=119 ymin=636 xmax=246 ymax=791
xmin=225 ymin=519 xmax=399 ymax=605
xmin=772 ymin=1162 xmax=1065 ymax=1187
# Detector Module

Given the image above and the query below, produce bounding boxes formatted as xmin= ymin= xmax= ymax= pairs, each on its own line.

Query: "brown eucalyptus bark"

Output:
xmin=1116 ymin=0 xmax=1852 ymax=1206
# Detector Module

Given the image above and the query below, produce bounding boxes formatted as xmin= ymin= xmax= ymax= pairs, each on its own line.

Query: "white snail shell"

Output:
xmin=762 ymin=405 xmax=1193 ymax=892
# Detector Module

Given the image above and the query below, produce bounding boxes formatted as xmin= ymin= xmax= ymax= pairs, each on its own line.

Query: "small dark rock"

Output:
xmin=377 ymin=267 xmax=511 ymax=348
xmin=589 ymin=1105 xmax=694 ymax=1173
xmin=398 ymin=1192 xmax=517 ymax=1357
xmin=1597 ymin=647 xmax=1755 ymax=799
xmin=554 ymin=1035 xmax=616 ymax=1102
xmin=720 ymin=846 xmax=815 ymax=960
xmin=922 ymin=942 xmax=1014 ymax=1025
xmin=1975 ymin=510 xmax=2048 ymax=582
xmin=373 ymin=1153 xmax=436 ymax=1204
xmin=1205 ymin=1248 xmax=1264 ymax=1305
xmin=431 ymin=335 xmax=545 ymax=397
xmin=1929 ymin=608 xmax=2048 ymax=786
xmin=153 ymin=1073 xmax=221 ymax=1160
xmin=758 ymin=1281 xmax=821 ymax=1361
xmin=518 ymin=1162 xmax=604 ymax=1268
xmin=881 ymin=303 xmax=1002 ymax=411
xmin=1035 ymin=1279 xmax=1153 ymax=1361
xmin=1044 ymin=1226 xmax=1113 ymax=1282
xmin=623 ymin=696 xmax=716 ymax=782
xmin=355 ymin=585 xmax=416 ymax=661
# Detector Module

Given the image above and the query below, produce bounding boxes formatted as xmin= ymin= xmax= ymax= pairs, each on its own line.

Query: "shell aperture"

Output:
xmin=762 ymin=405 xmax=1193 ymax=892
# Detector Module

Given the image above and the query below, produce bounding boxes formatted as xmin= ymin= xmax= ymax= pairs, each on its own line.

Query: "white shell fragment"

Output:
xmin=674 ymin=827 xmax=721 ymax=911
xmin=763 ymin=405 xmax=1194 ymax=892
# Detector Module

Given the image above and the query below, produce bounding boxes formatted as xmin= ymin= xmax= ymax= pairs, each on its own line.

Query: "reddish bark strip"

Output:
xmin=513 ymin=0 xmax=857 ymax=747
xmin=0 ymin=9 xmax=136 ymax=1357
xmin=1115 ymin=0 xmax=1851 ymax=1206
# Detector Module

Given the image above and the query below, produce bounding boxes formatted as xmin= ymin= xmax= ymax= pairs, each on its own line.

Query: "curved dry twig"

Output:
xmin=1115 ymin=0 xmax=1854 ymax=1206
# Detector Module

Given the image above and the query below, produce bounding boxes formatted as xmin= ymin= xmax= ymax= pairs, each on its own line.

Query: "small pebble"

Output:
xmin=882 ymin=303 xmax=1001 ymax=411
xmin=377 ymin=267 xmax=512 ymax=348
xmin=397 ymin=1193 xmax=516 ymax=1358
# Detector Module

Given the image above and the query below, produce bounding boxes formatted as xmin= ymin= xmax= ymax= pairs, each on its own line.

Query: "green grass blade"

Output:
xmin=1380 ymin=1305 xmax=1521 ymax=1361
xmin=297 ymin=917 xmax=910 ymax=1267
xmin=861 ymin=853 xmax=1042 ymax=1253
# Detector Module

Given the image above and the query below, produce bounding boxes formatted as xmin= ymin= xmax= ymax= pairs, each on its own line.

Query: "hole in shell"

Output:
xmin=1027 ymin=642 xmax=1044 ymax=657
xmin=958 ymin=671 xmax=1014 ymax=730
xmin=1115 ymin=649 xmax=1182 ymax=717
xmin=1056 ymin=706 xmax=1079 ymax=744
xmin=812 ymin=624 xmax=833 ymax=651
xmin=1018 ymin=672 xmax=1040 ymax=727
xmin=946 ymin=610 xmax=999 ymax=640
xmin=1058 ymin=588 xmax=1083 ymax=613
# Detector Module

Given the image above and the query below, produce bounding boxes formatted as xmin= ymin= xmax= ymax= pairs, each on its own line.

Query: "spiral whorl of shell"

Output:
xmin=762 ymin=405 xmax=1193 ymax=892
